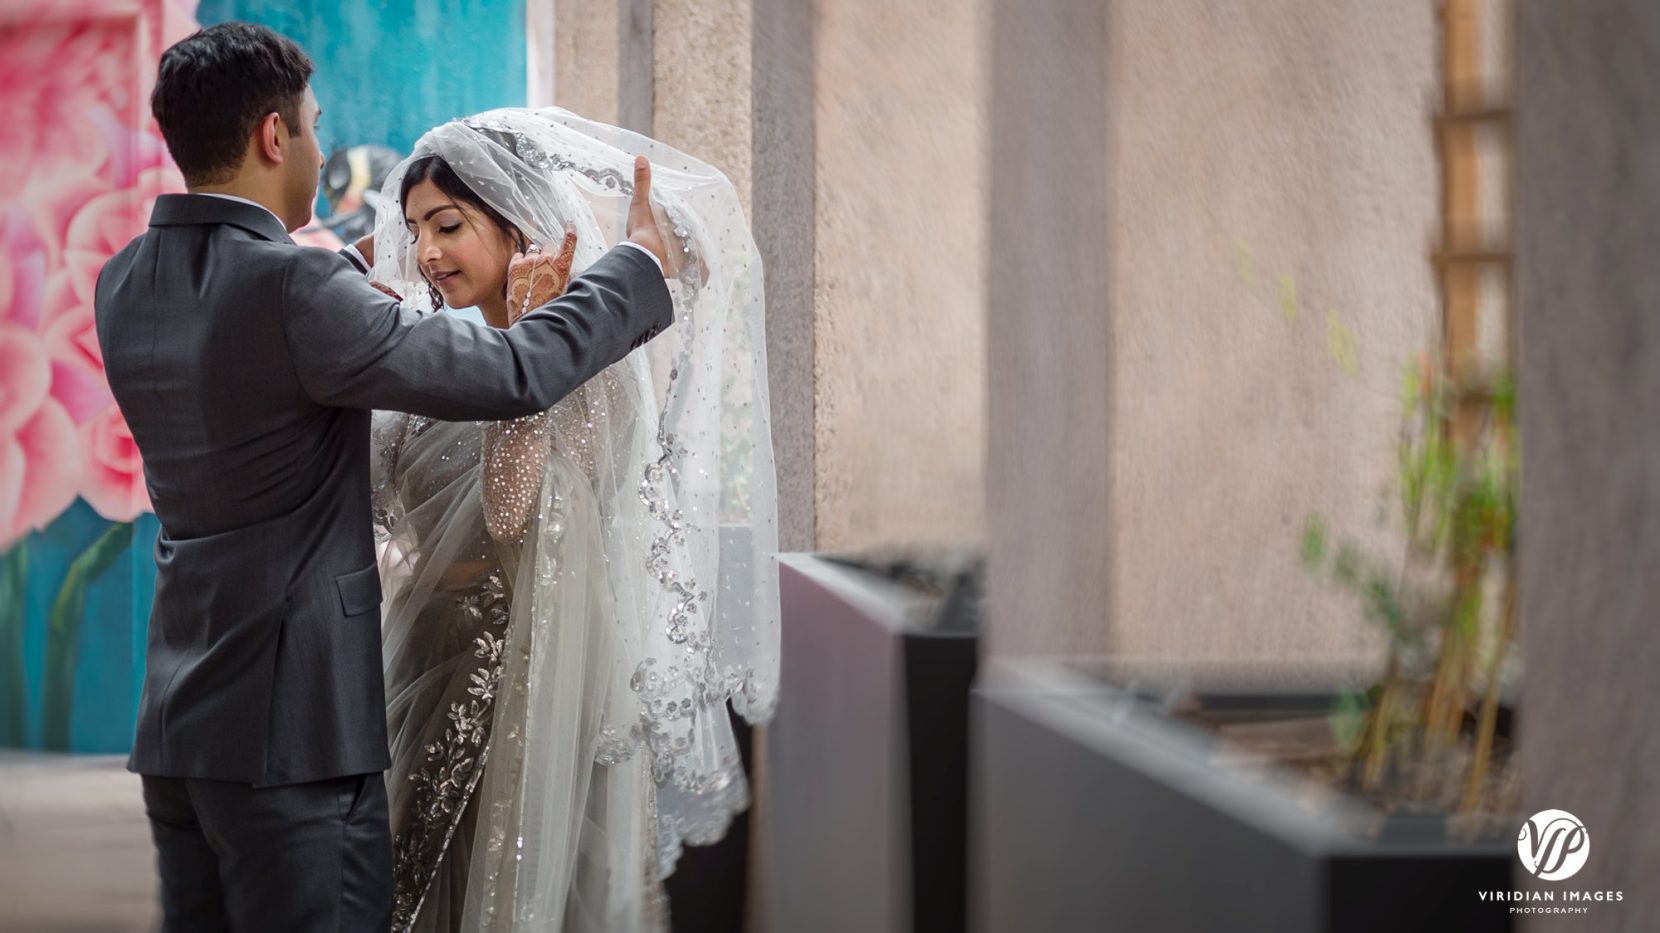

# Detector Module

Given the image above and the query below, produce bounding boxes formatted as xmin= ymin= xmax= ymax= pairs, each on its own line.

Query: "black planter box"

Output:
xmin=761 ymin=554 xmax=979 ymax=933
xmin=971 ymin=657 xmax=1514 ymax=933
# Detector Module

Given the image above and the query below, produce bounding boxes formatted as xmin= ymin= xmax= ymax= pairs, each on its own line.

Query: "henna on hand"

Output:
xmin=505 ymin=225 xmax=579 ymax=325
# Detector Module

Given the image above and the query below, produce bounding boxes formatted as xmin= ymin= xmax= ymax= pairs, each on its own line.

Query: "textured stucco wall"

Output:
xmin=1105 ymin=2 xmax=1438 ymax=662
xmin=813 ymin=0 xmax=987 ymax=551
xmin=1516 ymin=2 xmax=1660 ymax=928
xmin=986 ymin=1 xmax=1439 ymax=660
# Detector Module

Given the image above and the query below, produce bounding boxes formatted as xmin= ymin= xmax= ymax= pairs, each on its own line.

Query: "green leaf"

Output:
xmin=1362 ymin=569 xmax=1405 ymax=635
xmin=1333 ymin=544 xmax=1363 ymax=588
xmin=1492 ymin=369 xmax=1517 ymax=423
xmin=41 ymin=522 xmax=134 ymax=751
xmin=1300 ymin=515 xmax=1328 ymax=571
xmin=1401 ymin=365 xmax=1420 ymax=409
xmin=1451 ymin=586 xmax=1484 ymax=638
xmin=1328 ymin=690 xmax=1368 ymax=754
xmin=1326 ymin=312 xmax=1359 ymax=376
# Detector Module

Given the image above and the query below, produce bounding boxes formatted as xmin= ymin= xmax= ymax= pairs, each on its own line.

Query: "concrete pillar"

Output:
xmin=553 ymin=0 xmax=620 ymax=123
xmin=984 ymin=0 xmax=1114 ymax=656
xmin=619 ymin=0 xmax=654 ymax=134
xmin=752 ymin=0 xmax=815 ymax=552
xmin=652 ymin=0 xmax=753 ymax=212
xmin=1516 ymin=2 xmax=1660 ymax=928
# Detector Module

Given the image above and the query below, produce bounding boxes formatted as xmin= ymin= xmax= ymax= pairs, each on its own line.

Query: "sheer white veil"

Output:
xmin=372 ymin=107 xmax=778 ymax=928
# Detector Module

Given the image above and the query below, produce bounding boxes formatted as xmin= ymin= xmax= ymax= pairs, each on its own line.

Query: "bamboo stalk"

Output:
xmin=1421 ymin=620 xmax=1460 ymax=748
xmin=1460 ymin=570 xmax=1516 ymax=813
xmin=1358 ymin=651 xmax=1403 ymax=793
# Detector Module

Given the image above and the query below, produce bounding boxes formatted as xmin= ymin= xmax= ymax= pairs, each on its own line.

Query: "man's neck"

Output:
xmin=189 ymin=182 xmax=286 ymax=226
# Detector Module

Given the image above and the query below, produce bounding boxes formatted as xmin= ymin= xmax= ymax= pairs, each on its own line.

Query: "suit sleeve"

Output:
xmin=280 ymin=245 xmax=673 ymax=421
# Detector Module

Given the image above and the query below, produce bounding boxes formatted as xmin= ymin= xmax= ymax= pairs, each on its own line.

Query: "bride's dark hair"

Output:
xmin=399 ymin=155 xmax=528 ymax=310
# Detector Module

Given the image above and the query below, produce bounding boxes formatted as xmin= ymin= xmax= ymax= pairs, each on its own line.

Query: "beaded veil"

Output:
xmin=369 ymin=107 xmax=778 ymax=931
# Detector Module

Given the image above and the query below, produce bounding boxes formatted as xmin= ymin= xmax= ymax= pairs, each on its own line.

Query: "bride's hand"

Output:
xmin=506 ymin=225 xmax=578 ymax=325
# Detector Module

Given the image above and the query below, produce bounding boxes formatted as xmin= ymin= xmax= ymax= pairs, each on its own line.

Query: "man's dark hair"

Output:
xmin=151 ymin=22 xmax=314 ymax=186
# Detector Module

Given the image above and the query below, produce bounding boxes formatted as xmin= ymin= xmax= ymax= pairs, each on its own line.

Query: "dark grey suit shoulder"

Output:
xmin=96 ymin=193 xmax=670 ymax=785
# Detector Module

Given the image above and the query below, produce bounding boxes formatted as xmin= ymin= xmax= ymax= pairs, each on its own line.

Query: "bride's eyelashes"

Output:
xmin=405 ymin=222 xmax=464 ymax=244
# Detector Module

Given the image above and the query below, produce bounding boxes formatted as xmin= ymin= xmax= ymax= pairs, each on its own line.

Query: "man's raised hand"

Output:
xmin=625 ymin=156 xmax=674 ymax=277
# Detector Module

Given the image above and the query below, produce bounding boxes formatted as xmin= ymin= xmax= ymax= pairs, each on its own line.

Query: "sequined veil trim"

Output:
xmin=460 ymin=114 xmax=764 ymax=875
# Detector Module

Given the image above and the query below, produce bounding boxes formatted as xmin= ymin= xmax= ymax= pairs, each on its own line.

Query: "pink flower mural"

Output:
xmin=0 ymin=324 xmax=80 ymax=547
xmin=79 ymin=403 xmax=150 ymax=522
xmin=0 ymin=1 xmax=199 ymax=549
xmin=2 ymin=0 xmax=206 ymax=753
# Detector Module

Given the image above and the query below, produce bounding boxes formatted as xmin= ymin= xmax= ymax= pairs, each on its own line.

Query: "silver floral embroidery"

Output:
xmin=391 ymin=572 xmax=512 ymax=932
xmin=467 ymin=116 xmax=632 ymax=200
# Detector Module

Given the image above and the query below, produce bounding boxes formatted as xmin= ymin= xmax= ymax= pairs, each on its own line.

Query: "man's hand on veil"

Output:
xmin=625 ymin=156 xmax=676 ymax=278
xmin=506 ymin=225 xmax=578 ymax=325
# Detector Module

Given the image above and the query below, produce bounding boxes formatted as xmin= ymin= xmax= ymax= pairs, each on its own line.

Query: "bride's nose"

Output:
xmin=419 ymin=237 xmax=442 ymax=266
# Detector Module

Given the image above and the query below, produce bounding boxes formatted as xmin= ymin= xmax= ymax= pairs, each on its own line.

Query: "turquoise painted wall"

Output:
xmin=196 ymin=0 xmax=528 ymax=159
xmin=2 ymin=507 xmax=161 ymax=752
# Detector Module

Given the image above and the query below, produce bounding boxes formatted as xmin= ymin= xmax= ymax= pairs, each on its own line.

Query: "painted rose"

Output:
xmin=0 ymin=21 xmax=120 ymax=196
xmin=0 ymin=0 xmax=203 ymax=534
xmin=1 ymin=212 xmax=48 ymax=331
xmin=0 ymin=326 xmax=81 ymax=549
xmin=55 ymin=161 xmax=184 ymax=294
xmin=78 ymin=403 xmax=150 ymax=523
xmin=42 ymin=273 xmax=114 ymax=426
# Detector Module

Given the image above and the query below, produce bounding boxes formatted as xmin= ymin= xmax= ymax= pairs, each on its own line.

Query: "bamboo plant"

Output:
xmin=1301 ymin=357 xmax=1516 ymax=818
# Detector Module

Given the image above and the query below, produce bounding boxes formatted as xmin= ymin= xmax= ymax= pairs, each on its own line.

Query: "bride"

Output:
xmin=358 ymin=108 xmax=778 ymax=932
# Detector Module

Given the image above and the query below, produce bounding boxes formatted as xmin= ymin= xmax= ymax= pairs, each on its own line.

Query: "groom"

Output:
xmin=94 ymin=22 xmax=673 ymax=931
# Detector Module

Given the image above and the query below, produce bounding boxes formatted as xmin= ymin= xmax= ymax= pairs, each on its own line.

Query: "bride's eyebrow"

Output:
xmin=422 ymin=204 xmax=461 ymax=221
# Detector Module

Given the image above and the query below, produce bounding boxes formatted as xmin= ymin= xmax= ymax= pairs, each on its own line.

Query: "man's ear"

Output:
xmin=256 ymin=112 xmax=287 ymax=167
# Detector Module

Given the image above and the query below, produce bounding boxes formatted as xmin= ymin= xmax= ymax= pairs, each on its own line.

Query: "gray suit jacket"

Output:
xmin=96 ymin=193 xmax=671 ymax=785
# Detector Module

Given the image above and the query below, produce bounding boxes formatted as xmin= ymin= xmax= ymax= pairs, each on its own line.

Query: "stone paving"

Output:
xmin=0 ymin=753 xmax=157 ymax=932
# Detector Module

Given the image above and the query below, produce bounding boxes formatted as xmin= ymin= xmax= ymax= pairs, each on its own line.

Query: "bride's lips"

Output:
xmin=429 ymin=270 xmax=460 ymax=288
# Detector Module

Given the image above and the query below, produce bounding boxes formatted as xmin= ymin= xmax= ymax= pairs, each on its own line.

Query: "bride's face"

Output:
xmin=403 ymin=179 xmax=519 ymax=312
